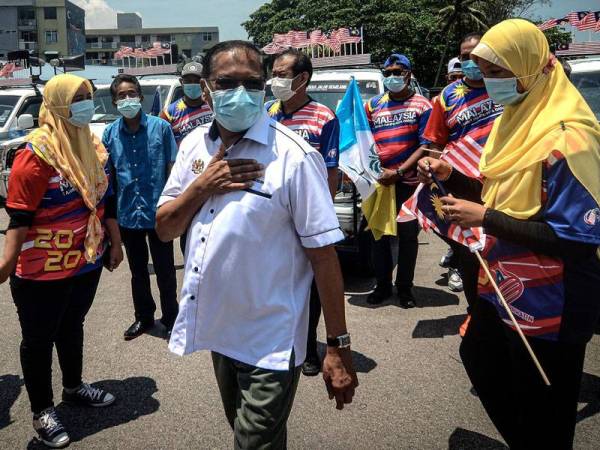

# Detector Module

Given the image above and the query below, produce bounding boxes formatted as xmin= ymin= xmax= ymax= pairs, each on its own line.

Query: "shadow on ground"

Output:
xmin=316 ymin=342 xmax=377 ymax=374
xmin=448 ymin=427 xmax=507 ymax=449
xmin=412 ymin=314 xmax=468 ymax=339
xmin=577 ymin=371 xmax=600 ymax=423
xmin=347 ymin=285 xmax=459 ymax=310
xmin=26 ymin=376 xmax=160 ymax=449
xmin=0 ymin=374 xmax=24 ymax=431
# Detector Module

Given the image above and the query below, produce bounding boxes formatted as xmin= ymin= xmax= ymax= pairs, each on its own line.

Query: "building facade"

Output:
xmin=86 ymin=13 xmax=219 ymax=65
xmin=0 ymin=0 xmax=85 ymax=60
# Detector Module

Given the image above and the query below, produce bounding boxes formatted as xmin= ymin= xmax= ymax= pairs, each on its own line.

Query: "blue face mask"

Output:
xmin=483 ymin=77 xmax=527 ymax=105
xmin=183 ymin=83 xmax=202 ymax=100
xmin=117 ymin=97 xmax=142 ymax=119
xmin=209 ymin=85 xmax=265 ymax=132
xmin=461 ymin=59 xmax=483 ymax=81
xmin=68 ymin=99 xmax=95 ymax=127
xmin=384 ymin=76 xmax=406 ymax=93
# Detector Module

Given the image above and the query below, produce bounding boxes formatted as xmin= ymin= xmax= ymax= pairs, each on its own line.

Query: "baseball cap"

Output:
xmin=181 ymin=62 xmax=203 ymax=78
xmin=384 ymin=53 xmax=411 ymax=70
xmin=447 ymin=57 xmax=462 ymax=75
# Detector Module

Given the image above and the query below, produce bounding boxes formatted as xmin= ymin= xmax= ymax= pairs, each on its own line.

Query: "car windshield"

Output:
xmin=571 ymin=70 xmax=600 ymax=121
xmin=0 ymin=95 xmax=20 ymax=129
xmin=92 ymin=84 xmax=171 ymax=123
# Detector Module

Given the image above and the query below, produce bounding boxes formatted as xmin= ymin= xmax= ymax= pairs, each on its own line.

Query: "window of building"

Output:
xmin=201 ymin=32 xmax=213 ymax=42
xmin=18 ymin=7 xmax=36 ymax=21
xmin=44 ymin=7 xmax=57 ymax=20
xmin=45 ymin=30 xmax=58 ymax=44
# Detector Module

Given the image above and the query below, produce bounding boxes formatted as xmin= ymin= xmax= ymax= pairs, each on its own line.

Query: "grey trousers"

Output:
xmin=211 ymin=352 xmax=301 ymax=450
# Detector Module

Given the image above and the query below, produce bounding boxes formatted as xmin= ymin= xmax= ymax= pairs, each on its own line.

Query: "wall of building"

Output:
xmin=36 ymin=0 xmax=68 ymax=56
xmin=0 ymin=7 xmax=20 ymax=58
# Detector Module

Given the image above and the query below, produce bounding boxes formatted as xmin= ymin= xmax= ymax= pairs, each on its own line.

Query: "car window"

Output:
xmin=0 ymin=95 xmax=20 ymax=128
xmin=17 ymin=96 xmax=43 ymax=127
xmin=145 ymin=85 xmax=170 ymax=113
xmin=571 ymin=70 xmax=600 ymax=121
xmin=172 ymin=86 xmax=184 ymax=105
xmin=92 ymin=87 xmax=120 ymax=123
xmin=306 ymin=80 xmax=381 ymax=112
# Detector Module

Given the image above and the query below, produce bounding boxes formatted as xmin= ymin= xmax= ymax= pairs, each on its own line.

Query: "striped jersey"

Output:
xmin=479 ymin=151 xmax=600 ymax=341
xmin=6 ymin=143 xmax=111 ymax=280
xmin=423 ymin=79 xmax=503 ymax=178
xmin=365 ymin=92 xmax=432 ymax=176
xmin=265 ymin=99 xmax=339 ymax=167
xmin=160 ymin=98 xmax=214 ymax=147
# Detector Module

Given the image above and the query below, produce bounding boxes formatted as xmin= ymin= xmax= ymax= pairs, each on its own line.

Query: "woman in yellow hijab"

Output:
xmin=418 ymin=19 xmax=600 ymax=449
xmin=0 ymin=74 xmax=123 ymax=447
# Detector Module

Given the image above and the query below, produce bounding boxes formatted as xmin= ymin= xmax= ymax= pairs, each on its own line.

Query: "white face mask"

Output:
xmin=271 ymin=74 xmax=305 ymax=102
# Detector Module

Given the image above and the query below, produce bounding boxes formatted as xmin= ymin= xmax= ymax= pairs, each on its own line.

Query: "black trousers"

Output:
xmin=306 ymin=281 xmax=321 ymax=359
xmin=10 ymin=268 xmax=102 ymax=414
xmin=460 ymin=299 xmax=586 ymax=450
xmin=120 ymin=227 xmax=178 ymax=328
xmin=372 ymin=182 xmax=419 ymax=289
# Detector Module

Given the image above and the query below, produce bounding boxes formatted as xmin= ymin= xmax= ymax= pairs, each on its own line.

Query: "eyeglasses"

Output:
xmin=448 ymin=74 xmax=464 ymax=82
xmin=208 ymin=77 xmax=265 ymax=91
xmin=383 ymin=69 xmax=409 ymax=78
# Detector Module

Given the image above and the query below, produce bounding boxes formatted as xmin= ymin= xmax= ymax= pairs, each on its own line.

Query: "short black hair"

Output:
xmin=201 ymin=40 xmax=265 ymax=79
xmin=274 ymin=48 xmax=313 ymax=81
xmin=110 ymin=74 xmax=142 ymax=100
xmin=461 ymin=32 xmax=483 ymax=45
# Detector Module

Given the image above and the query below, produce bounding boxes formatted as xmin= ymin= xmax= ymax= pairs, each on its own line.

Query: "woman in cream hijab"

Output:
xmin=418 ymin=19 xmax=600 ymax=449
xmin=0 ymin=74 xmax=122 ymax=448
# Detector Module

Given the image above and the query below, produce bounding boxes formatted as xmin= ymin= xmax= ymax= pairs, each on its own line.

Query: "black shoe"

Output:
xmin=124 ymin=320 xmax=154 ymax=341
xmin=397 ymin=287 xmax=416 ymax=309
xmin=33 ymin=407 xmax=70 ymax=448
xmin=62 ymin=382 xmax=116 ymax=407
xmin=367 ymin=284 xmax=393 ymax=305
xmin=302 ymin=354 xmax=321 ymax=376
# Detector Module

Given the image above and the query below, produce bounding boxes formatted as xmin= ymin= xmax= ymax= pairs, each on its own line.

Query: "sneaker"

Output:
xmin=301 ymin=353 xmax=321 ymax=377
xmin=33 ymin=407 xmax=70 ymax=448
xmin=459 ymin=314 xmax=471 ymax=338
xmin=448 ymin=268 xmax=464 ymax=292
xmin=439 ymin=248 xmax=453 ymax=268
xmin=62 ymin=383 xmax=116 ymax=408
xmin=397 ymin=287 xmax=416 ymax=309
xmin=366 ymin=284 xmax=393 ymax=305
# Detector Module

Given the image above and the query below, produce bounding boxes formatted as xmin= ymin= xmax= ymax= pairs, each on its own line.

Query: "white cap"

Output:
xmin=447 ymin=57 xmax=462 ymax=75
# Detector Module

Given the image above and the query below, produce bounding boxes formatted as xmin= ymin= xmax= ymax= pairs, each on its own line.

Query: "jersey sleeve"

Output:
xmin=365 ymin=98 xmax=374 ymax=128
xmin=6 ymin=144 xmax=54 ymax=212
xmin=423 ymin=95 xmax=450 ymax=146
xmin=319 ymin=117 xmax=340 ymax=168
xmin=418 ymin=100 xmax=433 ymax=146
xmin=544 ymin=151 xmax=600 ymax=245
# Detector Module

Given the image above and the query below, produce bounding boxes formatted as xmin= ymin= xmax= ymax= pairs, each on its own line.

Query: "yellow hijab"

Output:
xmin=472 ymin=19 xmax=600 ymax=219
xmin=28 ymin=73 xmax=109 ymax=263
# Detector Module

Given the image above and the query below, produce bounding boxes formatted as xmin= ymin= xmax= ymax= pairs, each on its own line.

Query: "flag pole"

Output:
xmin=474 ymin=251 xmax=551 ymax=386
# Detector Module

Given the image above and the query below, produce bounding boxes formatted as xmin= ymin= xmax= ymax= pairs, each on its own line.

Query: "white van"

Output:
xmin=569 ymin=57 xmax=600 ymax=120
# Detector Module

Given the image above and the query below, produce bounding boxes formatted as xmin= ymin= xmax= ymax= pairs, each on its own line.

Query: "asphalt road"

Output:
xmin=1 ymin=208 xmax=599 ymax=449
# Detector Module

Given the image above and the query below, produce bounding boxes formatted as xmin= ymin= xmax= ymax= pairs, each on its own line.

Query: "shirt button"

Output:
xmin=201 ymin=237 xmax=206 ymax=243
xmin=210 ymin=209 xmax=215 ymax=214
xmin=194 ymin=267 xmax=199 ymax=272
xmin=224 ymin=151 xmax=229 ymax=157
xmin=137 ymin=206 xmax=141 ymax=209
xmin=190 ymin=295 xmax=195 ymax=300
xmin=134 ymin=163 xmax=137 ymax=167
xmin=135 ymin=191 xmax=140 ymax=195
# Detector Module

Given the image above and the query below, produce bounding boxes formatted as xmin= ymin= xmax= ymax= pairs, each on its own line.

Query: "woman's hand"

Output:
xmin=105 ymin=243 xmax=124 ymax=272
xmin=417 ymin=157 xmax=452 ymax=184
xmin=441 ymin=196 xmax=487 ymax=228
xmin=378 ymin=168 xmax=398 ymax=186
xmin=0 ymin=257 xmax=12 ymax=284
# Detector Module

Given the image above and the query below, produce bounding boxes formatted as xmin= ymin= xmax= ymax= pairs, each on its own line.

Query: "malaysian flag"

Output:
xmin=289 ymin=31 xmax=310 ymax=48
xmin=145 ymin=42 xmax=170 ymax=57
xmin=567 ymin=11 xmax=588 ymax=27
xmin=440 ymin=135 xmax=484 ymax=180
xmin=0 ymin=62 xmax=19 ymax=78
xmin=398 ymin=182 xmax=485 ymax=252
xmin=576 ymin=11 xmax=598 ymax=31
xmin=262 ymin=42 xmax=289 ymax=54
xmin=114 ymin=46 xmax=133 ymax=60
xmin=309 ymin=29 xmax=328 ymax=46
xmin=538 ymin=18 xmax=559 ymax=31
xmin=555 ymin=41 xmax=600 ymax=56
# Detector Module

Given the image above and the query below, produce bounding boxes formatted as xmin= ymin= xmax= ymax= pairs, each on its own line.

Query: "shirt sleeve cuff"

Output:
xmin=157 ymin=195 xmax=176 ymax=209
xmin=300 ymin=227 xmax=344 ymax=248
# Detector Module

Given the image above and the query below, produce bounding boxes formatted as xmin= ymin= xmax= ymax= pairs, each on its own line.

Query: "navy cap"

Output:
xmin=384 ymin=53 xmax=411 ymax=70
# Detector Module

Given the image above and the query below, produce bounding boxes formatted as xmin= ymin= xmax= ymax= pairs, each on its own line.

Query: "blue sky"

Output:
xmin=81 ymin=0 xmax=600 ymax=41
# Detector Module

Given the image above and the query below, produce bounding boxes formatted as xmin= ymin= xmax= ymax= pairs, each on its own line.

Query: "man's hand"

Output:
xmin=0 ymin=257 xmax=11 ymax=284
xmin=322 ymin=347 xmax=358 ymax=410
xmin=417 ymin=157 xmax=452 ymax=185
xmin=105 ymin=244 xmax=124 ymax=272
xmin=441 ymin=196 xmax=487 ymax=227
xmin=378 ymin=168 xmax=398 ymax=186
xmin=193 ymin=146 xmax=264 ymax=196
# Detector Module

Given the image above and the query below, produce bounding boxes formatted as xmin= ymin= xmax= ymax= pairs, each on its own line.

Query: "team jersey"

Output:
xmin=423 ymin=79 xmax=503 ymax=178
xmin=479 ymin=151 xmax=600 ymax=342
xmin=160 ymin=98 xmax=214 ymax=146
xmin=6 ymin=143 xmax=111 ymax=281
xmin=266 ymin=99 xmax=339 ymax=168
xmin=365 ymin=92 xmax=432 ymax=177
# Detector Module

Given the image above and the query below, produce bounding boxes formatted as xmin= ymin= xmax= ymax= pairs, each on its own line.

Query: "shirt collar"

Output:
xmin=119 ymin=111 xmax=147 ymax=134
xmin=208 ymin=111 xmax=271 ymax=147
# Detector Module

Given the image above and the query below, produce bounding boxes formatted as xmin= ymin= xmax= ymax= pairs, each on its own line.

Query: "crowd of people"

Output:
xmin=0 ymin=18 xmax=599 ymax=450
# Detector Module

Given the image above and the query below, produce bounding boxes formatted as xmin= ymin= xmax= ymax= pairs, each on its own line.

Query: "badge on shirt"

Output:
xmin=191 ymin=159 xmax=205 ymax=174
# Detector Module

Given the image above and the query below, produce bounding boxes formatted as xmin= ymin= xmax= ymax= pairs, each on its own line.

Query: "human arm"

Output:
xmin=0 ymin=226 xmax=28 ymax=283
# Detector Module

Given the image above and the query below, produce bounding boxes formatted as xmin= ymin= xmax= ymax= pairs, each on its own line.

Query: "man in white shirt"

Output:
xmin=155 ymin=40 xmax=357 ymax=449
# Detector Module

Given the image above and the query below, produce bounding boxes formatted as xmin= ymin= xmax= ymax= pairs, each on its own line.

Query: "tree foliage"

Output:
xmin=243 ymin=0 xmax=552 ymax=87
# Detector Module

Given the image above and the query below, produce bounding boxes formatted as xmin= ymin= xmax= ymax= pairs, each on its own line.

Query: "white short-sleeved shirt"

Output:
xmin=158 ymin=112 xmax=343 ymax=371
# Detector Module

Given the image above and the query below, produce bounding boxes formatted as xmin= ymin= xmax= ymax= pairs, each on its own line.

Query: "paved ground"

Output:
xmin=0 ymin=207 xmax=599 ymax=449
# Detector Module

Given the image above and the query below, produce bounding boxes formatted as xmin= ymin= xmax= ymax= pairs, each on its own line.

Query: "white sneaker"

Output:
xmin=439 ymin=248 xmax=453 ymax=268
xmin=448 ymin=268 xmax=464 ymax=292
xmin=33 ymin=407 xmax=70 ymax=448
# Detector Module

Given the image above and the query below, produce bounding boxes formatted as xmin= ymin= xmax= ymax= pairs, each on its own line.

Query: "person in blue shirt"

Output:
xmin=102 ymin=74 xmax=179 ymax=341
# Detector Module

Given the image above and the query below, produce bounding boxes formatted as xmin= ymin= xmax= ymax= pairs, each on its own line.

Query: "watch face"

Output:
xmin=339 ymin=335 xmax=351 ymax=348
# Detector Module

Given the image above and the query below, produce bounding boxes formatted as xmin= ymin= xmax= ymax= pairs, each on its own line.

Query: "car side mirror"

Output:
xmin=17 ymin=114 xmax=35 ymax=130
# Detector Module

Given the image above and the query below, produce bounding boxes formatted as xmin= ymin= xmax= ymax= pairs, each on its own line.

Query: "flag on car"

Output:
xmin=336 ymin=78 xmax=397 ymax=240
xmin=398 ymin=182 xmax=485 ymax=252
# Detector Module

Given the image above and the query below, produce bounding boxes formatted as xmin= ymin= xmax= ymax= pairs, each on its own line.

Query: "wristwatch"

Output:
xmin=327 ymin=333 xmax=351 ymax=348
xmin=396 ymin=168 xmax=404 ymax=178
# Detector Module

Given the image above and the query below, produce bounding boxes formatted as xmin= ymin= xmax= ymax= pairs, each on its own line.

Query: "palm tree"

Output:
xmin=431 ymin=0 xmax=489 ymax=86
